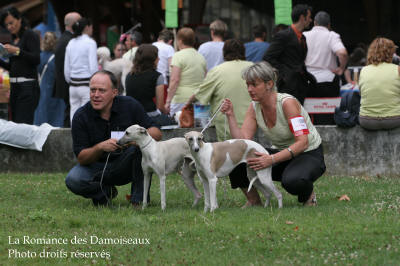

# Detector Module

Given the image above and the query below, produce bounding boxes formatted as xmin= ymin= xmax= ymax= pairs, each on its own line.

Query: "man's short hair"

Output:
xmin=291 ymin=4 xmax=312 ymax=23
xmin=177 ymin=27 xmax=195 ymax=47
xmin=272 ymin=24 xmax=288 ymax=38
xmin=314 ymin=11 xmax=330 ymax=27
xmin=158 ymin=29 xmax=174 ymax=42
xmin=90 ymin=70 xmax=118 ymax=89
xmin=210 ymin=19 xmax=227 ymax=38
xmin=252 ymin=25 xmax=266 ymax=39
xmin=130 ymin=31 xmax=143 ymax=45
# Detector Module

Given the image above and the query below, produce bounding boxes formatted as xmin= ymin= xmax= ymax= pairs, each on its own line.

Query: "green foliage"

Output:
xmin=0 ymin=173 xmax=399 ymax=265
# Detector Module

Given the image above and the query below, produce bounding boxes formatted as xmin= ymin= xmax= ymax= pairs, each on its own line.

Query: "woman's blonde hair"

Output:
xmin=42 ymin=32 xmax=57 ymax=52
xmin=367 ymin=37 xmax=397 ymax=65
xmin=242 ymin=61 xmax=278 ymax=91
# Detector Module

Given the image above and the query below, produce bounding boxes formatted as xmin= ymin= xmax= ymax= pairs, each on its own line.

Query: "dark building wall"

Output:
xmin=1 ymin=0 xmax=398 ymax=52
xmin=295 ymin=0 xmax=400 ymax=50
xmin=50 ymin=0 xmax=165 ymax=44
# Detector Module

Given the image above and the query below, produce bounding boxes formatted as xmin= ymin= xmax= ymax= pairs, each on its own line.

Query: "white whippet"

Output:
xmin=118 ymin=125 xmax=201 ymax=210
xmin=184 ymin=131 xmax=283 ymax=212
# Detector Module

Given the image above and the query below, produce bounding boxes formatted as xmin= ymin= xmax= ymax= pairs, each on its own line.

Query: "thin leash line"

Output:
xmin=200 ymin=100 xmax=224 ymax=134
xmin=100 ymin=152 xmax=112 ymax=205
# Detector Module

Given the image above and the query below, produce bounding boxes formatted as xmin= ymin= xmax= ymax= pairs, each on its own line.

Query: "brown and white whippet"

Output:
xmin=184 ymin=131 xmax=283 ymax=212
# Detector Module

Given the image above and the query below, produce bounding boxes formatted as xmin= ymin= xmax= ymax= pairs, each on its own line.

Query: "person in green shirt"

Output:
xmin=358 ymin=37 xmax=400 ymax=130
xmin=165 ymin=27 xmax=206 ymax=117
xmin=187 ymin=39 xmax=253 ymax=141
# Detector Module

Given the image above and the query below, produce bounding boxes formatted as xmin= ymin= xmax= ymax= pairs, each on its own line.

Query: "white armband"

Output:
xmin=289 ymin=116 xmax=309 ymax=136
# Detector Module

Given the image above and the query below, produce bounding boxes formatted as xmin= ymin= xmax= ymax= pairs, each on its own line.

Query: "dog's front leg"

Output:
xmin=142 ymin=169 xmax=152 ymax=210
xmin=197 ymin=171 xmax=210 ymax=213
xmin=209 ymin=176 xmax=218 ymax=212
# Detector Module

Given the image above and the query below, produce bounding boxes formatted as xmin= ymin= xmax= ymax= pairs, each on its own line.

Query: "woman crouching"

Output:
xmin=221 ymin=61 xmax=326 ymax=207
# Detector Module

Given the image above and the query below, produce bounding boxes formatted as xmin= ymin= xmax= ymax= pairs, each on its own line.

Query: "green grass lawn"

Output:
xmin=0 ymin=172 xmax=399 ymax=265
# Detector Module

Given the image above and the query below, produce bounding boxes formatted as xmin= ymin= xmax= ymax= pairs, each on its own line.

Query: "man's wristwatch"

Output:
xmin=15 ymin=48 xmax=20 ymax=56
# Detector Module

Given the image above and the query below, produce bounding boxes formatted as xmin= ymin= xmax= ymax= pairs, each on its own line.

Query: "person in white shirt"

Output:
xmin=198 ymin=19 xmax=227 ymax=71
xmin=152 ymin=29 xmax=175 ymax=85
xmin=122 ymin=31 xmax=142 ymax=62
xmin=64 ymin=17 xmax=98 ymax=123
xmin=304 ymin=11 xmax=348 ymax=124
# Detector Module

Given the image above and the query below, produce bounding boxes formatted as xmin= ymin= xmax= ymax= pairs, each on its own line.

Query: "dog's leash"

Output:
xmin=98 ymin=147 xmax=125 ymax=206
xmin=100 ymin=152 xmax=112 ymax=205
xmin=200 ymin=101 xmax=224 ymax=134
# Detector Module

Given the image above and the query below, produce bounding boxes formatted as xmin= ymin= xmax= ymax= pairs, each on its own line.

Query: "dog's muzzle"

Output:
xmin=194 ymin=147 xmax=199 ymax=152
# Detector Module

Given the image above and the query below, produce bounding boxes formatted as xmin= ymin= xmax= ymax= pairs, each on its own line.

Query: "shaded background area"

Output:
xmin=0 ymin=0 xmax=398 ymax=54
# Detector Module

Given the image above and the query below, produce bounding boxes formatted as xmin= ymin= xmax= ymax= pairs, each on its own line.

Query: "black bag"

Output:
xmin=334 ymin=90 xmax=361 ymax=127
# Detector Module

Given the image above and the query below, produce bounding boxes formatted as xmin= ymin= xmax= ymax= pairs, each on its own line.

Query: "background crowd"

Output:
xmin=0 ymin=4 xmax=399 ymax=131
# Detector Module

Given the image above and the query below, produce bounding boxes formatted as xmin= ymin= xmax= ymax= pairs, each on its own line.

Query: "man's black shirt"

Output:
xmin=71 ymin=96 xmax=157 ymax=161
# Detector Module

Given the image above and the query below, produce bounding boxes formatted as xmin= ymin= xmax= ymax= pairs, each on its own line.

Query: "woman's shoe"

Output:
xmin=304 ymin=191 xmax=317 ymax=206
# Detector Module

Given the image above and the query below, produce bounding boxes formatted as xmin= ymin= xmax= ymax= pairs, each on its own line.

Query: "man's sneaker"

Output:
xmin=92 ymin=197 xmax=108 ymax=206
xmin=110 ymin=186 xmax=118 ymax=199
xmin=92 ymin=186 xmax=118 ymax=206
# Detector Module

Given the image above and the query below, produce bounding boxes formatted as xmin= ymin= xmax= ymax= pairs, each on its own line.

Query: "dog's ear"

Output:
xmin=139 ymin=127 xmax=147 ymax=134
xmin=199 ymin=133 xmax=204 ymax=140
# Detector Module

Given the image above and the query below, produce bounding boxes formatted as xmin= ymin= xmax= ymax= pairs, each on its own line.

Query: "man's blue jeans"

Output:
xmin=65 ymin=146 xmax=150 ymax=204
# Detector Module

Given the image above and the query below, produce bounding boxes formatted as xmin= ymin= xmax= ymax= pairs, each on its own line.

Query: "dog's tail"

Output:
xmin=179 ymin=156 xmax=197 ymax=175
xmin=247 ymin=176 xmax=258 ymax=192
xmin=183 ymin=155 xmax=196 ymax=171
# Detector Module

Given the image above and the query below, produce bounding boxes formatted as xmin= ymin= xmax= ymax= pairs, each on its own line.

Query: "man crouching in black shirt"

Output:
xmin=65 ymin=70 xmax=162 ymax=207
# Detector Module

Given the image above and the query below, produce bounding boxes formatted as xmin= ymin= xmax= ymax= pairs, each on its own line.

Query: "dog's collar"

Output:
xmin=140 ymin=137 xmax=153 ymax=150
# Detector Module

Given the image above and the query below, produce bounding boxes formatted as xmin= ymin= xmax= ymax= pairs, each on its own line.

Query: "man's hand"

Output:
xmin=332 ymin=67 xmax=345 ymax=76
xmin=77 ymin=138 xmax=122 ymax=165
xmin=98 ymin=138 xmax=122 ymax=152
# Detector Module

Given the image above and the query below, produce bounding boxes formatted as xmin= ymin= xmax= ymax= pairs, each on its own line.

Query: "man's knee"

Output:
xmin=65 ymin=171 xmax=81 ymax=193
xmin=65 ymin=165 xmax=90 ymax=194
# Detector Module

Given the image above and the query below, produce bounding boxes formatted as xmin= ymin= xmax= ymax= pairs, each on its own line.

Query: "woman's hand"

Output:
xmin=220 ymin=98 xmax=234 ymax=117
xmin=186 ymin=94 xmax=196 ymax=107
xmin=164 ymin=101 xmax=171 ymax=114
xmin=247 ymin=151 xmax=273 ymax=171
xmin=3 ymin=44 xmax=19 ymax=54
